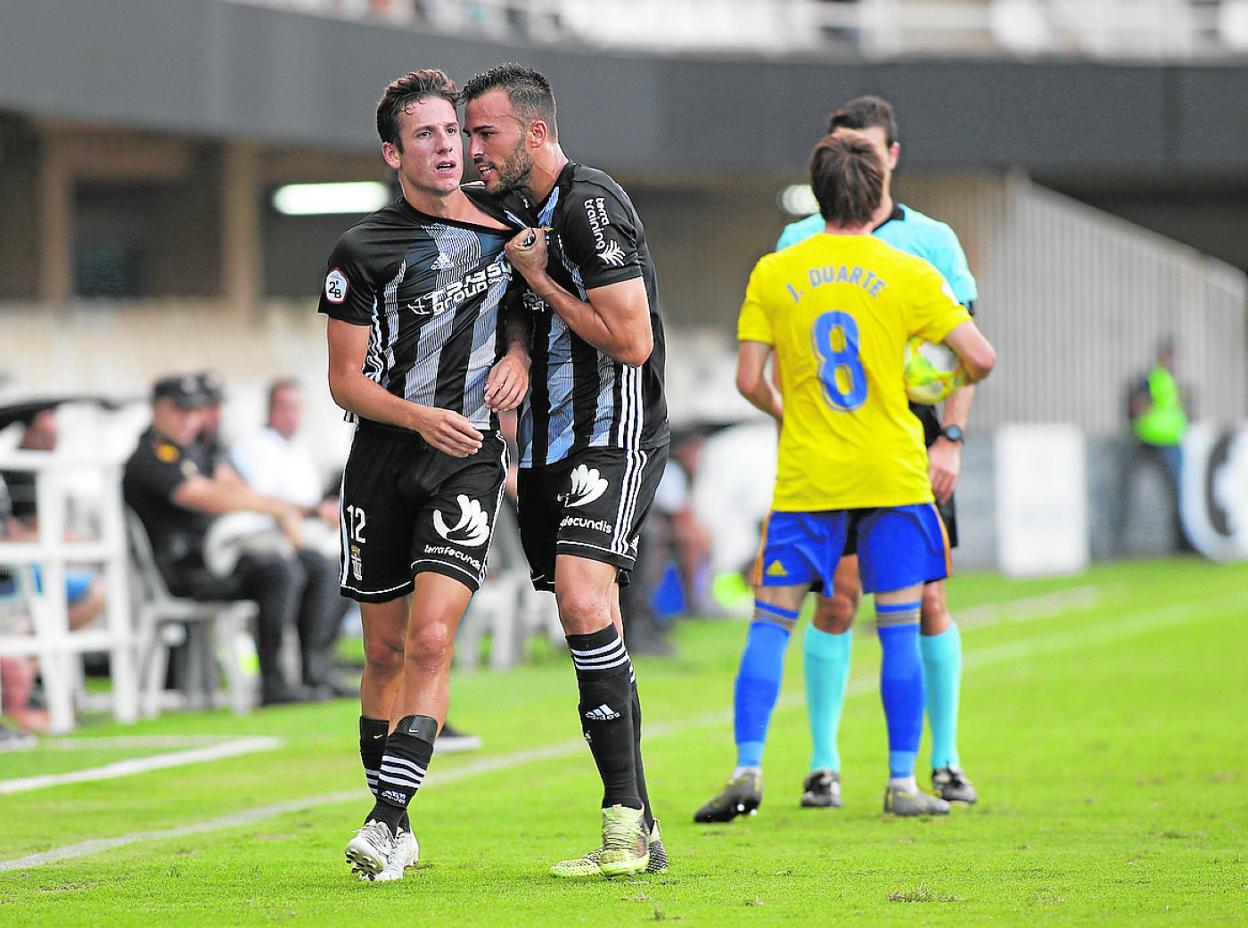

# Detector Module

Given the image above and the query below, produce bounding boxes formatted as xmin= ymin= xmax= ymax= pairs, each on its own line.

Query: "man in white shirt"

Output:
xmin=231 ymin=379 xmax=334 ymax=516
xmin=231 ymin=379 xmax=347 ymax=697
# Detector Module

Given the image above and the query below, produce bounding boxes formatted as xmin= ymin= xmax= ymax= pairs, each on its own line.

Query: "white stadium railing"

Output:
xmin=0 ymin=452 xmax=139 ymax=732
xmin=228 ymin=0 xmax=1248 ymax=58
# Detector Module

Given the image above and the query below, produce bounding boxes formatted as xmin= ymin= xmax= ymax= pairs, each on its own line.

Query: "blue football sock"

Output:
xmin=733 ymin=603 xmax=797 ymax=769
xmin=804 ymin=625 xmax=852 ymax=773
xmin=876 ymin=601 xmax=924 ymax=780
xmin=921 ymin=623 xmax=962 ymax=769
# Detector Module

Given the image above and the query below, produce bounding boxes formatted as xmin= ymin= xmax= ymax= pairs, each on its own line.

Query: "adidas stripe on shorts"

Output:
xmin=517 ymin=444 xmax=669 ymax=593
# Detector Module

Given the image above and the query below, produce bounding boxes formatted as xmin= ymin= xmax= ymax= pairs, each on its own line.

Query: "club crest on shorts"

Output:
xmin=564 ymin=464 xmax=608 ymax=508
xmin=350 ymin=544 xmax=363 ymax=581
xmin=433 ymin=495 xmax=490 ymax=547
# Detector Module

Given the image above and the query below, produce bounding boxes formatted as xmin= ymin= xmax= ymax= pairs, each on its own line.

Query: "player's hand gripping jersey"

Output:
xmin=502 ymin=163 xmax=669 ymax=468
xmin=738 ymin=234 xmax=971 ymax=512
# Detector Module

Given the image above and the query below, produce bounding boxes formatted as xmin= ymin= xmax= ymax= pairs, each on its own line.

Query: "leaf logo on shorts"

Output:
xmin=566 ymin=465 xmax=608 ymax=508
xmin=432 ymin=495 xmax=490 ymax=547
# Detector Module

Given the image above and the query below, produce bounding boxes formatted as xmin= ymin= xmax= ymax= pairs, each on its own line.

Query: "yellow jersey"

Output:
xmin=737 ymin=233 xmax=971 ymax=511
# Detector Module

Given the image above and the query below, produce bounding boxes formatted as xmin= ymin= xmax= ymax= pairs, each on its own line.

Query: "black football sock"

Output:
xmin=567 ymin=625 xmax=641 ymax=810
xmin=359 ymin=716 xmax=410 ymax=832
xmin=366 ymin=715 xmax=436 ymax=833
xmin=629 ymin=669 xmax=655 ymax=832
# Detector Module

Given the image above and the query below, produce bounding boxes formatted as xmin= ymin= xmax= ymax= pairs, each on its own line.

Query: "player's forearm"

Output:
xmin=739 ymin=378 xmax=783 ymax=422
xmin=527 ymin=272 xmax=651 ymax=366
xmin=942 ymin=383 xmax=975 ymax=429
xmin=174 ymin=479 xmax=294 ymax=518
xmin=944 ymin=321 xmax=995 ymax=383
xmin=502 ymin=339 xmax=531 ymax=372
xmin=328 ymin=369 xmax=424 ymax=433
xmin=501 ymin=294 xmax=533 ymax=359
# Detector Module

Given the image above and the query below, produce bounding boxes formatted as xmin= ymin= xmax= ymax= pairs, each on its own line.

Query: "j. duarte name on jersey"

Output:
xmin=405 ymin=257 xmax=511 ymax=317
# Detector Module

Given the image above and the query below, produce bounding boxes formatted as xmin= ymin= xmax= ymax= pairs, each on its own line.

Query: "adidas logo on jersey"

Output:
xmin=584 ymin=704 xmax=621 ymax=722
xmin=433 ymin=495 xmax=490 ymax=547
xmin=430 ymin=253 xmax=457 ymax=272
xmin=565 ymin=464 xmax=609 ymax=508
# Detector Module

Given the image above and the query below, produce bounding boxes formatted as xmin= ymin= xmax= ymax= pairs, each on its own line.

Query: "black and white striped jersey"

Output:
xmin=317 ymin=197 xmax=517 ymax=431
xmin=503 ymin=163 xmax=669 ymax=468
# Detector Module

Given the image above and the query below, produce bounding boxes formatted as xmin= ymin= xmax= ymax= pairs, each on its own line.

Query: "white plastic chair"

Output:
xmin=126 ymin=512 xmax=257 ymax=716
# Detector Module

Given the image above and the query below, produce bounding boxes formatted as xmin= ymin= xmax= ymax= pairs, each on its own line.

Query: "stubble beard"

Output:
xmin=491 ymin=141 xmax=534 ymax=196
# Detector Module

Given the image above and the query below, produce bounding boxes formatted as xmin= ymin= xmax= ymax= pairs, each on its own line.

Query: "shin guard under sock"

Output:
xmin=629 ymin=669 xmax=655 ymax=831
xmin=367 ymin=714 xmax=436 ymax=832
xmin=567 ymin=625 xmax=640 ymax=810
xmin=359 ymin=716 xmax=410 ymax=832
xmin=733 ymin=601 xmax=797 ymax=769
xmin=876 ymin=602 xmax=925 ymax=781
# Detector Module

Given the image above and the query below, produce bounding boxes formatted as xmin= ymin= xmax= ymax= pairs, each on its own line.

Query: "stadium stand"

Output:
xmin=233 ymin=0 xmax=1248 ymax=56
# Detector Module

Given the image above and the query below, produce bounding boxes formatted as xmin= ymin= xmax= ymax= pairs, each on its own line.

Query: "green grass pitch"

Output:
xmin=1 ymin=558 xmax=1246 ymax=926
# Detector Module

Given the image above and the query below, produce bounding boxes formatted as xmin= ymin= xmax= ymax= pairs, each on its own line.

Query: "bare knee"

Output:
xmin=555 ymin=584 xmax=613 ymax=636
xmin=553 ymin=556 xmax=619 ymax=635
xmin=920 ymin=582 xmax=951 ymax=635
xmin=363 ymin=632 xmax=404 ymax=675
xmin=812 ymin=591 xmax=857 ymax=634
xmin=405 ymin=620 xmax=455 ymax=673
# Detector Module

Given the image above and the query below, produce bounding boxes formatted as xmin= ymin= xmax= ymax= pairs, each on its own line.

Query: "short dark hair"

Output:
xmin=376 ymin=69 xmax=459 ymax=149
xmin=827 ymin=95 xmax=898 ymax=147
xmin=461 ymin=63 xmax=558 ymax=140
xmin=267 ymin=377 xmax=300 ymax=410
xmin=809 ymin=132 xmax=884 ymax=228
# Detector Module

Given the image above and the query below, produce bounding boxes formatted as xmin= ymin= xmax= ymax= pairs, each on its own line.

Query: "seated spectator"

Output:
xmin=192 ymin=370 xmax=237 ymax=481
xmin=1 ymin=472 xmax=47 ymax=736
xmin=228 ymin=378 xmax=350 ymax=696
xmin=0 ymin=406 xmax=107 ymax=630
xmin=617 ymin=430 xmax=710 ymax=656
xmin=650 ymin=430 xmax=713 ymax=614
xmin=1 ymin=407 xmax=107 ymax=734
xmin=123 ymin=375 xmax=330 ymax=706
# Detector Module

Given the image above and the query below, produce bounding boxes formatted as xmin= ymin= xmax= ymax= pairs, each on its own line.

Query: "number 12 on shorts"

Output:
xmin=813 ymin=310 xmax=867 ymax=410
xmin=346 ymin=504 xmax=367 ymax=543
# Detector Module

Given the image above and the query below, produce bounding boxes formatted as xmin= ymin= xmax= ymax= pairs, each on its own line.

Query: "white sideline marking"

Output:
xmin=955 ymin=585 xmax=1102 ymax=630
xmin=1 ymin=589 xmax=1239 ymax=873
xmin=0 ymin=737 xmax=283 ymax=796
xmin=40 ymin=735 xmax=239 ymax=751
xmin=0 ymin=740 xmax=586 ymax=873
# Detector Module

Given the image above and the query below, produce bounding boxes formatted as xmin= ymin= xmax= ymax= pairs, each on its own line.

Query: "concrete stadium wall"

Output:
xmin=3 ymin=0 xmax=1248 ymax=182
xmin=899 ymin=174 xmax=1248 ymax=436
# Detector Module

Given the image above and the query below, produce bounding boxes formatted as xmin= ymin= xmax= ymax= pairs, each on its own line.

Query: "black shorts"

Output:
xmin=517 ymin=444 xmax=668 ymax=593
xmin=338 ymin=424 xmax=508 ymax=602
xmin=841 ymin=492 xmax=958 ymax=557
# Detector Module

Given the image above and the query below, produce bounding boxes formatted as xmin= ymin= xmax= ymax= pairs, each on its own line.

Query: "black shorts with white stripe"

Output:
xmin=517 ymin=443 xmax=669 ymax=593
xmin=338 ymin=422 xmax=508 ymax=602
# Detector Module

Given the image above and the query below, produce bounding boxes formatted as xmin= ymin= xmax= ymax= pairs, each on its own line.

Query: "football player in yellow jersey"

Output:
xmin=694 ymin=133 xmax=995 ymax=821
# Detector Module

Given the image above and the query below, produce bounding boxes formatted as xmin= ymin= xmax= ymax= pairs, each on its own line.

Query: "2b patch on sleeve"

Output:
xmin=324 ymin=268 xmax=349 ymax=304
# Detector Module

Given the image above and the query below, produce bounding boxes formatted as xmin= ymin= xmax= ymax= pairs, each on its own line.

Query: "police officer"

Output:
xmin=123 ymin=375 xmax=311 ymax=705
